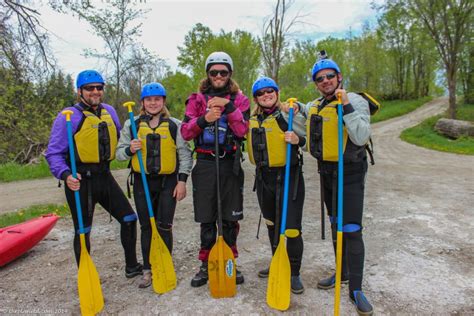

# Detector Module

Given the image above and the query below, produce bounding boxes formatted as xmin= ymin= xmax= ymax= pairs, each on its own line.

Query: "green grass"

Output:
xmin=0 ymin=158 xmax=129 ymax=183
xmin=401 ymin=103 xmax=474 ymax=155
xmin=0 ymin=203 xmax=70 ymax=228
xmin=372 ymin=96 xmax=433 ymax=123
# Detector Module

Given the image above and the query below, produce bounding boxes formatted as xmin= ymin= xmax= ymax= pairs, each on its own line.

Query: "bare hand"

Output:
xmin=280 ymin=101 xmax=300 ymax=114
xmin=285 ymin=131 xmax=299 ymax=145
xmin=66 ymin=173 xmax=82 ymax=191
xmin=204 ymin=106 xmax=223 ymax=123
xmin=335 ymin=89 xmax=349 ymax=105
xmin=173 ymin=181 xmax=187 ymax=201
xmin=207 ymin=97 xmax=229 ymax=108
xmin=130 ymin=139 xmax=142 ymax=154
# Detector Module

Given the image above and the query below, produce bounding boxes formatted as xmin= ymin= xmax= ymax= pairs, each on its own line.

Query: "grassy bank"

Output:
xmin=372 ymin=96 xmax=433 ymax=123
xmin=0 ymin=203 xmax=70 ymax=228
xmin=400 ymin=103 xmax=474 ymax=155
xmin=0 ymin=158 xmax=128 ymax=183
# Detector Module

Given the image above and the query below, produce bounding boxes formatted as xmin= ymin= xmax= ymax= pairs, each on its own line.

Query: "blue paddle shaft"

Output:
xmin=279 ymin=106 xmax=294 ymax=235
xmin=65 ymin=119 xmax=85 ymax=234
xmin=128 ymin=111 xmax=155 ymax=219
xmin=337 ymin=103 xmax=344 ymax=232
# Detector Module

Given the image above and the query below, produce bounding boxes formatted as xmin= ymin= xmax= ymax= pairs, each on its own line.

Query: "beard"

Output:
xmin=83 ymin=95 xmax=102 ymax=107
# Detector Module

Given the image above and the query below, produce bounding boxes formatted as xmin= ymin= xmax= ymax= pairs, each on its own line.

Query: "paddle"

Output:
xmin=122 ymin=101 xmax=176 ymax=294
xmin=333 ymin=94 xmax=344 ymax=315
xmin=208 ymin=119 xmax=237 ymax=298
xmin=62 ymin=110 xmax=104 ymax=315
xmin=266 ymin=97 xmax=298 ymax=311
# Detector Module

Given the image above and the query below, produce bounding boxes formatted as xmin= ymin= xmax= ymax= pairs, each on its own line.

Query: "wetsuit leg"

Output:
xmin=323 ymin=170 xmax=348 ymax=278
xmin=198 ymin=222 xmax=217 ymax=262
xmin=65 ymin=177 xmax=94 ymax=266
xmin=99 ymin=172 xmax=138 ymax=267
xmin=286 ymin=167 xmax=305 ymax=276
xmin=156 ymin=174 xmax=178 ymax=254
xmin=222 ymin=220 xmax=240 ymax=258
xmin=342 ymin=160 xmax=368 ymax=292
xmin=133 ymin=173 xmax=152 ymax=270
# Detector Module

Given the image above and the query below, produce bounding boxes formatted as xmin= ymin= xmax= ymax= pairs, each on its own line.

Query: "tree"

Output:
xmin=177 ymin=24 xmax=261 ymax=97
xmin=59 ymin=0 xmax=148 ymax=117
xmin=409 ymin=0 xmax=473 ymax=118
xmin=161 ymin=71 xmax=194 ymax=118
xmin=177 ymin=23 xmax=214 ymax=81
xmin=0 ymin=0 xmax=55 ymax=78
xmin=258 ymin=0 xmax=306 ymax=83
xmin=0 ymin=69 xmax=75 ymax=163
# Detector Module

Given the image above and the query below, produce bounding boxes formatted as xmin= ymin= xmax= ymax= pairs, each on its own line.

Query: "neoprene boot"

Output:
xmin=291 ymin=275 xmax=305 ymax=294
xmin=317 ymin=273 xmax=349 ymax=289
xmin=191 ymin=261 xmax=208 ymax=287
xmin=258 ymin=267 xmax=270 ymax=278
xmin=350 ymin=290 xmax=374 ymax=316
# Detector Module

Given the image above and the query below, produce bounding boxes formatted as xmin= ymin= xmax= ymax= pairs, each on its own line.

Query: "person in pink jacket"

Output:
xmin=181 ymin=52 xmax=250 ymax=287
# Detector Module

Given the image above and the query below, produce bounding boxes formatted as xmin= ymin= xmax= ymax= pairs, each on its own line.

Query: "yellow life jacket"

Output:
xmin=74 ymin=108 xmax=117 ymax=164
xmin=247 ymin=112 xmax=287 ymax=168
xmin=131 ymin=118 xmax=177 ymax=175
xmin=306 ymin=99 xmax=348 ymax=162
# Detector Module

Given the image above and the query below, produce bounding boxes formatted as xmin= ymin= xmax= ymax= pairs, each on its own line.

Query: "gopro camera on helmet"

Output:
xmin=318 ymin=50 xmax=328 ymax=60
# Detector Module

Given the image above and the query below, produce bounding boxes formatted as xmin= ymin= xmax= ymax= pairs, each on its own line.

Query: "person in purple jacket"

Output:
xmin=45 ymin=70 xmax=142 ymax=278
xmin=181 ymin=52 xmax=250 ymax=287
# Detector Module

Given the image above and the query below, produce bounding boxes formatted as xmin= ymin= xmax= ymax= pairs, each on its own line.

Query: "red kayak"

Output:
xmin=0 ymin=214 xmax=60 ymax=267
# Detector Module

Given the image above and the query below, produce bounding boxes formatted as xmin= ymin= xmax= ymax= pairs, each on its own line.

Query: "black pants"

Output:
xmin=256 ymin=165 xmax=305 ymax=276
xmin=65 ymin=171 xmax=138 ymax=268
xmin=132 ymin=172 xmax=177 ymax=270
xmin=321 ymin=159 xmax=368 ymax=292
xmin=191 ymin=158 xmax=244 ymax=261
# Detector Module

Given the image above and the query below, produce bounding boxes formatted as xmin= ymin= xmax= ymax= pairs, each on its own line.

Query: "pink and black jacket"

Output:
xmin=181 ymin=91 xmax=250 ymax=160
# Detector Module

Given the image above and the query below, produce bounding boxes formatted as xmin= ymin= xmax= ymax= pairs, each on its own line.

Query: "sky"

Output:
xmin=36 ymin=0 xmax=384 ymax=77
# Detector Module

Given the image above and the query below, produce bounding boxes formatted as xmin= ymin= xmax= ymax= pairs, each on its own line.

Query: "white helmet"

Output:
xmin=205 ymin=51 xmax=233 ymax=72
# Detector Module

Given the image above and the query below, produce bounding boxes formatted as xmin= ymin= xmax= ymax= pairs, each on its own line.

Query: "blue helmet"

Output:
xmin=76 ymin=70 xmax=105 ymax=89
xmin=311 ymin=59 xmax=341 ymax=81
xmin=141 ymin=82 xmax=166 ymax=100
xmin=252 ymin=77 xmax=279 ymax=97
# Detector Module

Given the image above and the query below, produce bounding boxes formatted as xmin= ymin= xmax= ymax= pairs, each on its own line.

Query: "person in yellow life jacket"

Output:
xmin=46 ymin=69 xmax=143 ymax=279
xmin=284 ymin=55 xmax=374 ymax=315
xmin=116 ymin=82 xmax=193 ymax=288
xmin=248 ymin=77 xmax=307 ymax=294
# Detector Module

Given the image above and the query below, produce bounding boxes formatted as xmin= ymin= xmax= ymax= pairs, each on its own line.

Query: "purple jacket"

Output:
xmin=45 ymin=103 xmax=121 ymax=180
xmin=180 ymin=92 xmax=250 ymax=141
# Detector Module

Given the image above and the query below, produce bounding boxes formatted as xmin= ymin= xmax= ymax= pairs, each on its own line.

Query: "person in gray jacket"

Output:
xmin=116 ymin=82 xmax=193 ymax=289
xmin=284 ymin=55 xmax=373 ymax=315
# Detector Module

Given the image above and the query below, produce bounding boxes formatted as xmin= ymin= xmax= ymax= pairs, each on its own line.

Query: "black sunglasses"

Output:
xmin=82 ymin=85 xmax=104 ymax=91
xmin=255 ymin=88 xmax=275 ymax=97
xmin=315 ymin=72 xmax=337 ymax=83
xmin=208 ymin=69 xmax=230 ymax=77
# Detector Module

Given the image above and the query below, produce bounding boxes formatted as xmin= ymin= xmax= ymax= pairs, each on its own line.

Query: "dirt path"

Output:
xmin=1 ymin=97 xmax=473 ymax=315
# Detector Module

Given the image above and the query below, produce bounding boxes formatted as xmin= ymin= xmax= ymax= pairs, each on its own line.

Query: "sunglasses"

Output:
xmin=82 ymin=85 xmax=104 ymax=92
xmin=315 ymin=72 xmax=337 ymax=83
xmin=255 ymin=88 xmax=275 ymax=97
xmin=208 ymin=69 xmax=230 ymax=77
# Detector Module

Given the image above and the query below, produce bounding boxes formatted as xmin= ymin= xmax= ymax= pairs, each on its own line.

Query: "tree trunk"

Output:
xmin=447 ymin=64 xmax=457 ymax=119
xmin=466 ymin=47 xmax=474 ymax=103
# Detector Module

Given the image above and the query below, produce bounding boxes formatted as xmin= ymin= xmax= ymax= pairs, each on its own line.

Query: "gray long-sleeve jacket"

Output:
xmin=299 ymin=92 xmax=371 ymax=146
xmin=116 ymin=115 xmax=193 ymax=181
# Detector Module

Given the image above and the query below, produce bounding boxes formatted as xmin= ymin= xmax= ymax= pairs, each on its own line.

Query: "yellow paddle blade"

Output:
xmin=267 ymin=234 xmax=291 ymax=311
xmin=149 ymin=219 xmax=176 ymax=294
xmin=334 ymin=231 xmax=344 ymax=316
xmin=208 ymin=236 xmax=236 ymax=298
xmin=77 ymin=234 xmax=104 ymax=316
